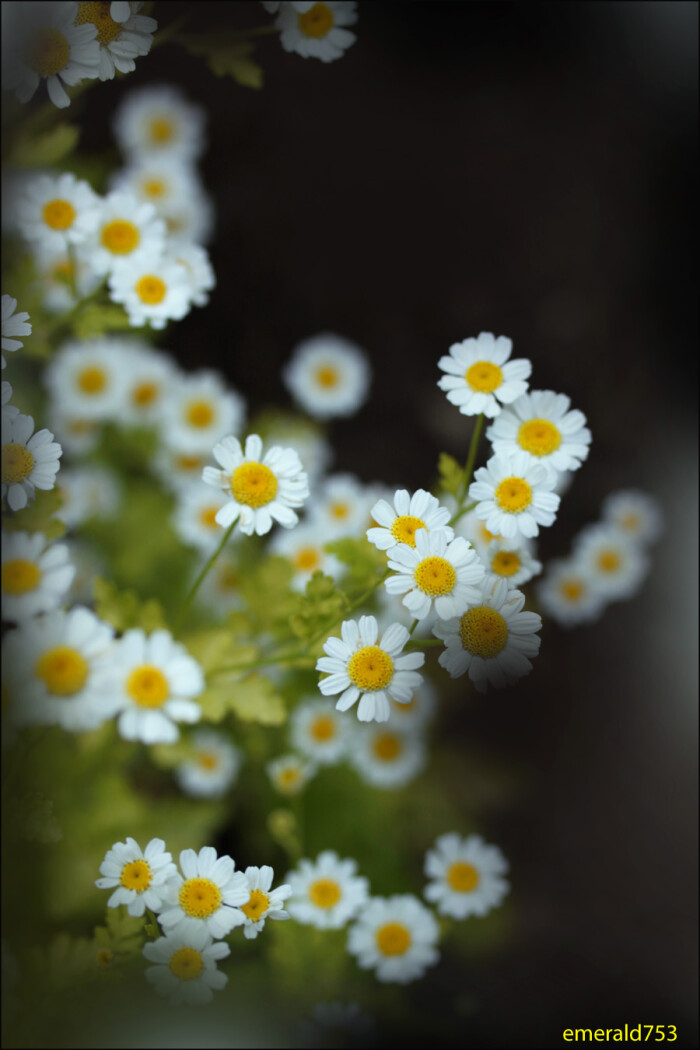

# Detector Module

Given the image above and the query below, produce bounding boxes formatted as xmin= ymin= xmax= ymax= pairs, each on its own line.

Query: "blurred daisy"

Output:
xmin=486 ymin=389 xmax=592 ymax=481
xmin=173 ymin=481 xmax=231 ymax=553
xmin=144 ymin=926 xmax=230 ymax=1006
xmin=1 ymin=530 xmax=75 ymax=622
xmin=91 ymin=191 xmax=166 ymax=275
xmin=317 ymin=615 xmax=425 ymax=723
xmin=75 ymin=0 xmax=157 ymax=81
xmin=202 ymin=433 xmax=309 ymax=537
xmin=152 ymin=446 xmax=210 ymax=492
xmin=424 ymin=832 xmax=509 ymax=919
xmin=437 ymin=332 xmax=531 ymax=418
xmin=483 ymin=538 xmax=542 ymax=588
xmin=347 ymin=894 xmax=439 ymax=984
xmin=45 ymin=406 xmax=99 ymax=457
xmin=238 ymin=865 xmax=292 ymax=939
xmin=173 ymin=243 xmax=215 ymax=306
xmin=159 ymin=846 xmax=249 ymax=939
xmin=119 ymin=342 xmax=178 ymax=426
xmin=601 ymin=490 xmax=663 ymax=546
xmin=113 ymin=628 xmax=204 ymax=744
xmin=45 ymin=337 xmax=134 ymax=422
xmin=434 ymin=577 xmax=541 ymax=693
xmin=110 ymin=158 xmax=202 ymax=223
xmin=54 ymin=464 xmax=121 ymax=529
xmin=32 ymin=244 xmax=102 ymax=315
xmin=95 ymin=836 xmax=176 ymax=917
xmin=385 ymin=529 xmax=485 ymax=622
xmin=161 ymin=370 xmax=245 ymax=455
xmin=348 ymin=723 xmax=427 ymax=789
xmin=306 ymin=473 xmax=370 ymax=538
xmin=1 ymin=295 xmax=31 ymax=368
xmin=536 ymin=557 xmax=606 ymax=627
xmin=385 ymin=677 xmax=436 ymax=731
xmin=367 ymin=488 xmax=453 ymax=552
xmin=290 ymin=697 xmax=348 ymax=764
xmin=267 ymin=753 xmax=316 ymax=796
xmin=113 ymin=83 xmax=206 ymax=162
xmin=283 ymin=332 xmax=369 ymax=418
xmin=269 ymin=522 xmax=343 ymax=592
xmin=16 ymin=172 xmax=101 ymax=250
xmin=2 ymin=412 xmax=62 ymax=511
xmin=160 ymin=182 xmax=214 ymax=245
xmin=286 ymin=851 xmax=369 ymax=929
xmin=174 ymin=729 xmax=242 ymax=798
xmin=276 ymin=2 xmax=358 ymax=63
xmin=573 ymin=523 xmax=649 ymax=601
xmin=108 ymin=247 xmax=192 ymax=329
xmin=468 ymin=452 xmax=560 ymax=540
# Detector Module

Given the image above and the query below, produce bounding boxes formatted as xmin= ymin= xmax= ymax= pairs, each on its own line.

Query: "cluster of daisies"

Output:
xmin=96 ymin=829 xmax=508 ymax=1001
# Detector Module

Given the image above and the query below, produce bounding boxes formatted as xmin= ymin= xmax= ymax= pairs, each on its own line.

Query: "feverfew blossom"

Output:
xmin=347 ymin=894 xmax=439 ymax=984
xmin=158 ymin=847 xmax=249 ymax=939
xmin=174 ymin=730 xmax=242 ymax=798
xmin=572 ymin=523 xmax=649 ymax=602
xmin=1 ymin=530 xmax=75 ymax=622
xmin=306 ymin=473 xmax=371 ymax=539
xmin=75 ymin=0 xmax=157 ymax=81
xmin=486 ymin=389 xmax=592 ymax=481
xmin=290 ymin=697 xmax=348 ymax=764
xmin=269 ymin=522 xmax=343 ymax=592
xmin=238 ymin=865 xmax=292 ymax=939
xmin=286 ymin=851 xmax=369 ymax=929
xmin=348 ymin=722 xmax=427 ymax=789
xmin=161 ymin=370 xmax=245 ymax=455
xmin=437 ymin=332 xmax=531 ymax=418
xmin=17 ymin=172 xmax=101 ymax=251
xmin=113 ymin=84 xmax=206 ymax=162
xmin=108 ymin=247 xmax=192 ymax=329
xmin=283 ymin=332 xmax=370 ymax=418
xmin=536 ymin=557 xmax=606 ymax=627
xmin=385 ymin=529 xmax=485 ymax=622
xmin=45 ymin=338 xmax=131 ymax=421
xmin=95 ymin=837 xmax=177 ymax=917
xmin=143 ymin=925 xmax=230 ymax=1006
xmin=90 ymin=191 xmax=166 ymax=275
xmin=424 ymin=833 xmax=510 ymax=919
xmin=1 ymin=296 xmax=31 ymax=368
xmin=2 ymin=413 xmax=62 ymax=511
xmin=267 ymin=753 xmax=316 ymax=795
xmin=367 ymin=488 xmax=454 ymax=552
xmin=601 ymin=490 xmax=663 ymax=547
xmin=468 ymin=451 xmax=560 ymax=540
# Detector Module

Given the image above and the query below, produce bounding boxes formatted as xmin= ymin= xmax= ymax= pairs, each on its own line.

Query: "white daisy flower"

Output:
xmin=306 ymin=473 xmax=370 ymax=538
xmin=387 ymin=676 xmax=437 ymax=730
xmin=601 ymin=489 xmax=663 ymax=546
xmin=2 ymin=381 xmax=19 ymax=422
xmin=424 ymin=832 xmax=509 ymax=919
xmin=90 ymin=191 xmax=166 ymax=275
xmin=172 ymin=242 xmax=215 ymax=306
xmin=1 ymin=295 xmax=31 ymax=368
xmin=161 ymin=370 xmax=245 ymax=455
xmin=482 ymin=538 xmax=542 ymax=588
xmin=535 ymin=557 xmax=606 ymax=627
xmin=95 ymin=836 xmax=177 ymax=917
xmin=202 ymin=433 xmax=309 ymax=537
xmin=348 ymin=723 xmax=427 ymax=789
xmin=158 ymin=846 xmax=249 ymax=940
xmin=290 ymin=697 xmax=349 ymax=764
xmin=54 ymin=464 xmax=121 ymax=529
xmin=316 ymin=615 xmax=425 ymax=723
xmin=2 ymin=412 xmax=62 ymax=511
xmin=118 ymin=342 xmax=178 ymax=426
xmin=267 ymin=753 xmax=317 ymax=795
xmin=347 ymin=894 xmax=439 ymax=984
xmin=32 ymin=244 xmax=102 ymax=315
xmin=385 ymin=529 xmax=485 ymax=622
xmin=1 ymin=605 xmax=119 ymax=731
xmin=1 ymin=530 xmax=75 ymax=622
xmin=238 ymin=865 xmax=292 ymax=939
xmin=367 ymin=487 xmax=453 ymax=553
xmin=45 ymin=406 xmax=100 ymax=457
xmin=276 ymin=2 xmax=357 ymax=63
xmin=75 ymin=0 xmax=157 ymax=81
xmin=152 ymin=446 xmax=210 ymax=493
xmin=437 ymin=332 xmax=531 ymax=418
xmin=143 ymin=925 xmax=230 ymax=1006
xmin=283 ymin=332 xmax=369 ymax=418
xmin=269 ymin=522 xmax=343 ymax=592
xmin=110 ymin=158 xmax=203 ymax=223
xmin=572 ymin=523 xmax=649 ymax=602
xmin=468 ymin=451 xmax=560 ymax=540
xmin=45 ymin=337 xmax=131 ymax=422
xmin=485 ymin=389 xmax=592 ymax=481
xmin=113 ymin=83 xmax=206 ymax=162
xmin=173 ymin=481 xmax=232 ymax=553
xmin=2 ymin=1 xmax=100 ymax=109
xmin=108 ymin=247 xmax=192 ymax=330
xmin=286 ymin=851 xmax=369 ymax=929
xmin=16 ymin=172 xmax=101 ymax=250
xmin=433 ymin=577 xmax=542 ymax=693
xmin=174 ymin=729 xmax=242 ymax=798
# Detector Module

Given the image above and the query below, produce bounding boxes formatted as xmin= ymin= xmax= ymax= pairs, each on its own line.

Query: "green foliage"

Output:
xmin=8 ymin=123 xmax=80 ymax=168
xmin=226 ymin=672 xmax=287 ymax=725
xmin=324 ymin=535 xmax=385 ymax=594
xmin=179 ymin=33 xmax=264 ymax=88
xmin=72 ymin=301 xmax=132 ymax=339
xmin=2 ymin=488 xmax=65 ymax=539
xmin=15 ymin=792 xmax=62 ymax=844
xmin=438 ymin=451 xmax=464 ymax=497
xmin=21 ymin=932 xmax=97 ymax=993
xmin=288 ymin=570 xmax=348 ymax=644
xmin=93 ymin=577 xmax=167 ymax=632
xmin=93 ymin=906 xmax=144 ymax=960
xmin=238 ymin=553 xmax=296 ymax=633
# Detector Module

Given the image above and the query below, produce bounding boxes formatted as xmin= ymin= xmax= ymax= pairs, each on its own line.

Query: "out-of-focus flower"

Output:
xmin=2 ymin=412 xmax=62 ymax=511
xmin=113 ymin=84 xmax=206 ymax=162
xmin=573 ymin=523 xmax=649 ymax=602
xmin=289 ymin=697 xmax=348 ymax=764
xmin=143 ymin=926 xmax=230 ymax=1006
xmin=536 ymin=557 xmax=607 ymax=627
xmin=348 ymin=722 xmax=427 ymax=789
xmin=45 ymin=338 xmax=131 ymax=422
xmin=424 ymin=832 xmax=509 ymax=919
xmin=174 ymin=729 xmax=242 ymax=798
xmin=90 ymin=191 xmax=166 ymax=275
xmin=267 ymin=753 xmax=316 ymax=795
xmin=347 ymin=894 xmax=439 ymax=984
xmin=1 ymin=530 xmax=75 ymax=622
xmin=161 ymin=370 xmax=244 ymax=455
xmin=286 ymin=850 xmax=369 ymax=929
xmin=601 ymin=490 xmax=663 ymax=547
xmin=17 ymin=173 xmax=101 ymax=251
xmin=283 ymin=332 xmax=369 ymax=418
xmin=269 ymin=521 xmax=343 ymax=592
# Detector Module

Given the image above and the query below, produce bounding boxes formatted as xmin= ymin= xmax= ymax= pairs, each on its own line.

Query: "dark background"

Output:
xmin=79 ymin=3 xmax=697 ymax=1046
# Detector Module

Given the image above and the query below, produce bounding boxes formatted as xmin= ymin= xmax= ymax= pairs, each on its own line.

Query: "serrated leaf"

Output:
xmin=10 ymin=123 xmax=80 ymax=167
xmin=438 ymin=451 xmax=464 ymax=497
xmin=225 ymin=673 xmax=287 ymax=725
xmin=93 ymin=577 xmax=167 ymax=632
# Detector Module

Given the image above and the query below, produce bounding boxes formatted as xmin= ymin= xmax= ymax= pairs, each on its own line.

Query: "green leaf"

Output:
xmin=2 ymin=487 xmax=65 ymax=536
xmin=324 ymin=536 xmax=384 ymax=594
xmin=179 ymin=33 xmax=264 ymax=89
xmin=288 ymin=571 xmax=349 ymax=643
xmin=238 ymin=554 xmax=296 ymax=633
xmin=227 ymin=673 xmax=287 ymax=725
xmin=93 ymin=577 xmax=167 ymax=632
xmin=9 ymin=123 xmax=80 ymax=167
xmin=72 ymin=302 xmax=132 ymax=339
xmin=438 ymin=451 xmax=464 ymax=497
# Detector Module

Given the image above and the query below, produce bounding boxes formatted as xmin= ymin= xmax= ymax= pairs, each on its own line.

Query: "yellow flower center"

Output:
xmin=132 ymin=381 xmax=158 ymax=407
xmin=197 ymin=750 xmax=219 ymax=771
xmin=490 ymin=550 xmax=521 ymax=577
xmin=518 ymin=418 xmax=562 ymax=457
xmin=459 ymin=606 xmax=509 ymax=659
xmin=175 ymin=453 xmax=205 ymax=472
xmin=465 ymin=360 xmax=502 ymax=393
xmin=76 ymin=2 xmax=123 ymax=45
xmin=2 ymin=443 xmax=35 ymax=485
xmin=315 ymin=365 xmax=339 ymax=388
xmin=169 ymin=946 xmax=204 ymax=982
xmin=120 ymin=858 xmax=152 ymax=892
xmin=142 ymin=178 xmax=166 ymax=199
xmin=241 ymin=888 xmax=269 ymax=922
xmin=308 ymin=878 xmax=341 ymax=909
xmin=597 ymin=549 xmax=621 ymax=573
xmin=309 ymin=715 xmax=335 ymax=742
xmin=179 ymin=877 xmax=222 ymax=919
xmin=446 ymin=860 xmax=480 ymax=892
xmin=25 ymin=28 xmax=70 ymax=76
xmin=278 ymin=767 xmax=300 ymax=789
xmin=42 ymin=198 xmax=76 ymax=231
xmin=347 ymin=646 xmax=394 ymax=691
xmin=96 ymin=947 xmax=114 ymax=969
xmin=376 ymin=922 xmax=411 ymax=957
xmin=101 ymin=219 xmax=140 ymax=255
xmin=199 ymin=506 xmax=221 ymax=529
xmin=149 ymin=117 xmax=174 ymax=144
xmin=2 ymin=558 xmax=41 ymax=595
xmin=51 ymin=258 xmax=75 ymax=283
xmin=372 ymin=731 xmax=403 ymax=762
xmin=136 ymin=275 xmax=166 ymax=305
xmin=298 ymin=2 xmax=334 ymax=38
xmin=330 ymin=501 xmax=349 ymax=520
xmin=620 ymin=512 xmax=639 ymax=531
xmin=560 ymin=579 xmax=584 ymax=602
xmin=495 ymin=477 xmax=532 ymax=514
xmin=414 ymin=555 xmax=457 ymax=597
xmin=127 ymin=665 xmax=169 ymax=708
xmin=35 ymin=645 xmax=89 ymax=696
xmin=77 ymin=366 xmax=107 ymax=394
xmin=390 ymin=515 xmax=425 ymax=547
xmin=231 ymin=461 xmax=278 ymax=508
xmin=185 ymin=400 xmax=215 ymax=428
xmin=294 ymin=547 xmax=320 ymax=572
xmin=67 ymin=419 xmax=95 ymax=435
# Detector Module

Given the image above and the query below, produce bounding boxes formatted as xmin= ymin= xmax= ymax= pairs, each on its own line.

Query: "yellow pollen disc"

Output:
xmin=561 ymin=579 xmax=583 ymax=602
xmin=25 ymin=28 xmax=70 ymax=76
xmin=347 ymin=646 xmax=394 ymax=691
xmin=518 ymin=418 xmax=562 ymax=457
xmin=315 ymin=365 xmax=338 ymax=388
xmin=597 ymin=549 xmax=621 ymax=573
xmin=390 ymin=515 xmax=426 ymax=547
xmin=77 ymin=366 xmax=107 ymax=394
xmin=231 ymin=461 xmax=278 ymax=508
xmin=132 ymin=381 xmax=158 ymax=407
xmin=2 ymin=443 xmax=35 ymax=484
xmin=197 ymin=750 xmax=219 ymax=771
xmin=136 ymin=275 xmax=166 ymax=305
xmin=376 ymin=922 xmax=411 ymax=957
xmin=241 ymin=889 xmax=269 ymax=922
xmin=465 ymin=360 xmax=503 ymax=393
xmin=495 ymin=476 xmax=532 ymax=514
xmin=35 ymin=645 xmax=89 ymax=696
xmin=459 ymin=606 xmax=509 ymax=659
xmin=169 ymin=946 xmax=204 ymax=982
xmin=330 ymin=501 xmax=349 ymax=520
xmin=96 ymin=948 xmax=113 ymax=969
xmin=76 ymin=2 xmax=122 ymax=45
xmin=142 ymin=178 xmax=166 ymax=199
xmin=298 ymin=2 xmax=335 ymax=38
xmin=2 ymin=558 xmax=42 ymax=595
xmin=491 ymin=550 xmax=521 ymax=577
xmin=127 ymin=665 xmax=169 ymax=708
xmin=310 ymin=715 xmax=335 ymax=742
xmin=620 ymin=512 xmax=639 ymax=531
xmin=308 ymin=878 xmax=341 ymax=909
xmin=185 ymin=400 xmax=215 ymax=428
xmin=414 ymin=555 xmax=457 ymax=597
xmin=68 ymin=419 xmax=94 ymax=435
xmin=279 ymin=767 xmax=300 ymax=788
xmin=175 ymin=453 xmax=204 ymax=472
xmin=101 ymin=219 xmax=140 ymax=255
xmin=120 ymin=858 xmax=152 ymax=892
xmin=294 ymin=547 xmax=320 ymax=572
xmin=372 ymin=732 xmax=402 ymax=762
xmin=179 ymin=877 xmax=222 ymax=919
xmin=446 ymin=860 xmax=480 ymax=892
xmin=42 ymin=198 xmax=76 ymax=231
xmin=199 ymin=506 xmax=221 ymax=529
xmin=149 ymin=117 xmax=175 ymax=144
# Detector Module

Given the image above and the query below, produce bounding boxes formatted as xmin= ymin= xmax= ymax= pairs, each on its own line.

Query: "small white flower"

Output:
xmin=203 ymin=433 xmax=309 ymax=537
xmin=118 ymin=342 xmax=178 ymax=426
xmin=45 ymin=406 xmax=100 ymax=457
xmin=143 ymin=924 xmax=230 ymax=1006
xmin=90 ymin=191 xmax=166 ymax=275
xmin=174 ymin=729 xmax=242 ymax=798
xmin=173 ymin=481 xmax=232 ymax=553
xmin=468 ymin=451 xmax=560 ymax=540
xmin=482 ymin=538 xmax=542 ymax=588
xmin=75 ymin=0 xmax=157 ymax=81
xmin=161 ymin=370 xmax=245 ymax=455
xmin=1 ymin=530 xmax=75 ymax=622
xmin=152 ymin=446 xmax=210 ymax=493
xmin=348 ymin=722 xmax=427 ymax=789
xmin=238 ymin=865 xmax=292 ymax=939
xmin=290 ymin=697 xmax=349 ymax=764
xmin=110 ymin=160 xmax=212 ymax=246
xmin=536 ymin=557 xmax=606 ymax=627
xmin=572 ymin=523 xmax=649 ymax=602
xmin=172 ymin=242 xmax=215 ymax=306
xmin=306 ymin=473 xmax=371 ymax=539
xmin=45 ymin=337 xmax=131 ymax=422
xmin=2 ymin=412 xmax=62 ymax=511
xmin=601 ymin=490 xmax=663 ymax=546
xmin=159 ymin=846 xmax=249 ymax=939
xmin=276 ymin=2 xmax=357 ymax=63
xmin=367 ymin=487 xmax=453 ymax=553
xmin=283 ymin=332 xmax=369 ymax=417
xmin=385 ymin=528 xmax=485 ymax=622
xmin=16 ymin=172 xmax=101 ymax=250
xmin=31 ymin=244 xmax=102 ymax=315
xmin=54 ymin=464 xmax=121 ymax=529
xmin=269 ymin=522 xmax=343 ymax=592
xmin=95 ymin=836 xmax=177 ymax=917
xmin=108 ymin=246 xmax=193 ymax=330
xmin=316 ymin=614 xmax=425 ymax=723
xmin=267 ymin=753 xmax=316 ymax=795
xmin=424 ymin=832 xmax=509 ymax=919
xmin=486 ymin=389 xmax=592 ymax=481
xmin=113 ymin=628 xmax=204 ymax=744
xmin=437 ymin=332 xmax=531 ymax=418
xmin=347 ymin=894 xmax=439 ymax=984
xmin=286 ymin=851 xmax=369 ymax=929
xmin=113 ymin=83 xmax=206 ymax=162
xmin=1 ymin=295 xmax=31 ymax=368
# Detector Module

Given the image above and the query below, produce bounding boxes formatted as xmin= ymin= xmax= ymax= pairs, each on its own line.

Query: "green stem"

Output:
xmin=449 ymin=500 xmax=478 ymax=528
xmin=405 ymin=638 xmax=442 ymax=649
xmin=304 ymin=567 xmax=391 ymax=651
xmin=176 ymin=520 xmax=238 ymax=632
xmin=450 ymin=414 xmax=484 ymax=524
xmin=209 ymin=649 xmax=311 ymax=679
xmin=408 ymin=619 xmax=418 ymax=636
